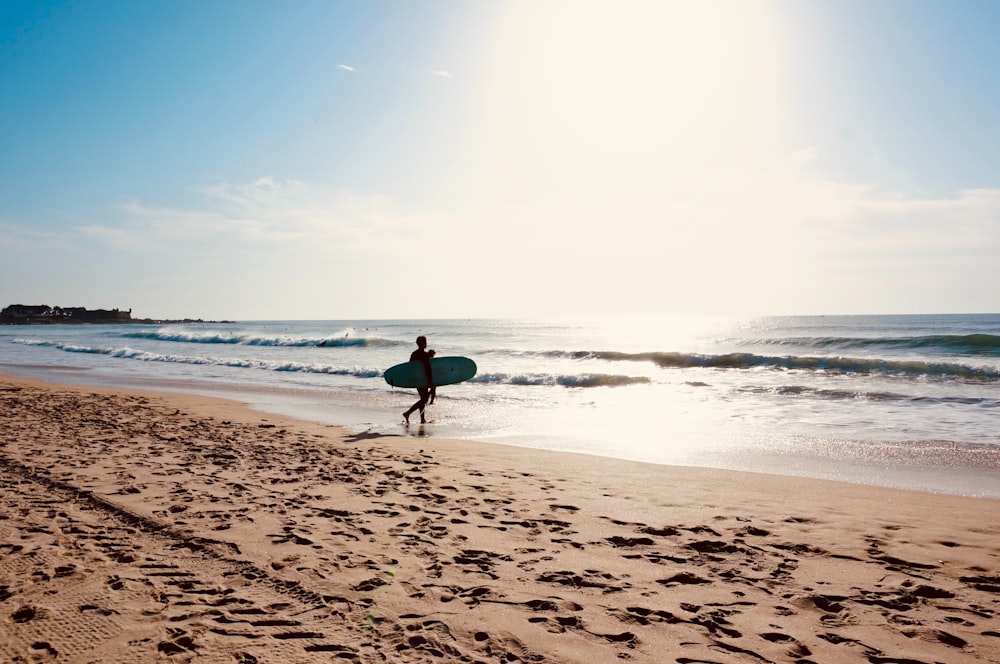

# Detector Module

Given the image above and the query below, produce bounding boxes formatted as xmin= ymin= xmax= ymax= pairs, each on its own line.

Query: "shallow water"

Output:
xmin=3 ymin=314 xmax=998 ymax=497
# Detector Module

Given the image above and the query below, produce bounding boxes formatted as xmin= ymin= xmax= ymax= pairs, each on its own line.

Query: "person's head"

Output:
xmin=416 ymin=335 xmax=427 ymax=349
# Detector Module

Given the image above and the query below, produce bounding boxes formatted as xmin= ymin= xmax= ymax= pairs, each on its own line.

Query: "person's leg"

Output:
xmin=416 ymin=387 xmax=430 ymax=423
xmin=404 ymin=388 xmax=430 ymax=424
xmin=403 ymin=399 xmax=418 ymax=423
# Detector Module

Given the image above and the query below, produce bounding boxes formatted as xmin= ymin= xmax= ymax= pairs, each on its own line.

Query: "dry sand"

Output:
xmin=1 ymin=374 xmax=998 ymax=663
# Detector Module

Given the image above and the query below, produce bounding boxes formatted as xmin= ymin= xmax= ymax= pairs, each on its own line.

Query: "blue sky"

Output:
xmin=1 ymin=0 xmax=998 ymax=319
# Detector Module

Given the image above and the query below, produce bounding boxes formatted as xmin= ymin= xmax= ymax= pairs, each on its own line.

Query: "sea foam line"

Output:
xmin=541 ymin=349 xmax=999 ymax=380
xmin=738 ymin=384 xmax=1000 ymax=407
xmin=471 ymin=372 xmax=649 ymax=388
xmin=11 ymin=339 xmax=381 ymax=378
xmin=11 ymin=339 xmax=650 ymax=387
xmin=120 ymin=329 xmax=402 ymax=348
xmin=752 ymin=333 xmax=1000 ymax=354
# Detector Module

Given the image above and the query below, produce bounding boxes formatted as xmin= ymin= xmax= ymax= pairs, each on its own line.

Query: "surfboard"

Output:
xmin=384 ymin=356 xmax=477 ymax=389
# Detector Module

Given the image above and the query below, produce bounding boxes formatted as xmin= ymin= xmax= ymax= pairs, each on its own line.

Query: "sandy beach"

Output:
xmin=1 ymin=374 xmax=998 ymax=663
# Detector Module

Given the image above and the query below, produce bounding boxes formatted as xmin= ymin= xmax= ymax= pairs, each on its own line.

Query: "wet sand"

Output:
xmin=1 ymin=374 xmax=998 ymax=663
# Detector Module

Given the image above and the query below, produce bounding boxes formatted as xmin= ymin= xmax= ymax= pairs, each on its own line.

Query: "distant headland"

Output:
xmin=0 ymin=304 xmax=233 ymax=325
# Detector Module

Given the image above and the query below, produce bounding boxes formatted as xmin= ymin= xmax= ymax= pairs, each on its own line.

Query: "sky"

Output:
xmin=1 ymin=0 xmax=998 ymax=320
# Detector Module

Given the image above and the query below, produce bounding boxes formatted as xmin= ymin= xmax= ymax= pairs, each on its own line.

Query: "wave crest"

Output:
xmin=472 ymin=372 xmax=649 ymax=388
xmin=756 ymin=333 xmax=1000 ymax=354
xmin=121 ymin=329 xmax=400 ymax=348
xmin=11 ymin=339 xmax=381 ymax=378
xmin=543 ymin=349 xmax=998 ymax=380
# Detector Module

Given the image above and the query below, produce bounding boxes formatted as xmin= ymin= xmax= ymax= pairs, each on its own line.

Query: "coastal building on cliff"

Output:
xmin=0 ymin=304 xmax=132 ymax=324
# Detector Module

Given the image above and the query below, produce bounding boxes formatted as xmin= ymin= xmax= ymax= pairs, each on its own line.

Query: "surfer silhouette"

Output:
xmin=403 ymin=336 xmax=434 ymax=424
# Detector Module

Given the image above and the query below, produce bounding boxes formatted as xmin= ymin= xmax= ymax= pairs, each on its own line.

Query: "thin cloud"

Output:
xmin=103 ymin=179 xmax=451 ymax=255
xmin=0 ymin=222 xmax=62 ymax=249
xmin=429 ymin=69 xmax=452 ymax=78
xmin=198 ymin=177 xmax=305 ymax=207
xmin=337 ymin=64 xmax=356 ymax=72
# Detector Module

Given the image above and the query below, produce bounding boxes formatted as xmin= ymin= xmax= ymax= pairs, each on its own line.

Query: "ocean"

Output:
xmin=2 ymin=314 xmax=998 ymax=497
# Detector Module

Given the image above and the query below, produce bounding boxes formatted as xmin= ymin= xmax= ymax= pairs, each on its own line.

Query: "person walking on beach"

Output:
xmin=403 ymin=336 xmax=434 ymax=424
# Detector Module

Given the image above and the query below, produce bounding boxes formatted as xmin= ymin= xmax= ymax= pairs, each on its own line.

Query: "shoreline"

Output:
xmin=3 ymin=362 xmax=999 ymax=500
xmin=1 ymin=373 xmax=999 ymax=662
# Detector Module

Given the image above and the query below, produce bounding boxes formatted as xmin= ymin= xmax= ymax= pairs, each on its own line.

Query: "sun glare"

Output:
xmin=476 ymin=0 xmax=791 ymax=194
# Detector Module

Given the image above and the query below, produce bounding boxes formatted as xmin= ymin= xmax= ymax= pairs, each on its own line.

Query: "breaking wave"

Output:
xmin=753 ymin=333 xmax=1000 ymax=355
xmin=470 ymin=372 xmax=650 ymax=388
xmin=16 ymin=336 xmax=998 ymax=383
xmin=11 ymin=339 xmax=381 ymax=378
xmin=120 ymin=329 xmax=401 ymax=348
xmin=11 ymin=339 xmax=650 ymax=388
xmin=542 ymin=349 xmax=999 ymax=380
xmin=738 ymin=384 xmax=1000 ymax=407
